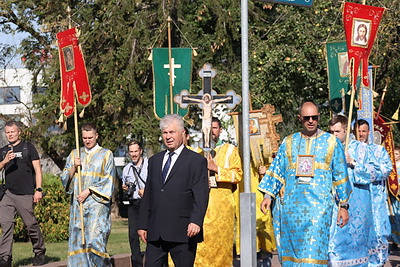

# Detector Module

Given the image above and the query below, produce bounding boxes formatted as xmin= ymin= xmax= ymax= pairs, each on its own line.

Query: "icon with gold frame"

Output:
xmin=296 ymin=155 xmax=315 ymax=177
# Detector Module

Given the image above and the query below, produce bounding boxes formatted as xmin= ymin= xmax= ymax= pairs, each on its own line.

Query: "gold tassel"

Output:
xmin=193 ymin=49 xmax=198 ymax=57
xmin=63 ymin=121 xmax=67 ymax=131
xmin=392 ymin=104 xmax=399 ymax=120
xmin=58 ymin=113 xmax=64 ymax=123
xmin=79 ymin=108 xmax=85 ymax=118
xmin=147 ymin=50 xmax=153 ymax=61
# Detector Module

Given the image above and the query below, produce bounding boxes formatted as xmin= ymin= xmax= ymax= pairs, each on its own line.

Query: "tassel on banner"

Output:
xmin=58 ymin=113 xmax=64 ymax=123
xmin=79 ymin=107 xmax=85 ymax=118
xmin=392 ymin=104 xmax=399 ymax=120
xmin=192 ymin=49 xmax=198 ymax=57
xmin=147 ymin=50 xmax=153 ymax=61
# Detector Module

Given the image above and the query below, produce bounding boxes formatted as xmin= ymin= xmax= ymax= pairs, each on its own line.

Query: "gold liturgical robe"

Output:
xmin=194 ymin=142 xmax=242 ymax=267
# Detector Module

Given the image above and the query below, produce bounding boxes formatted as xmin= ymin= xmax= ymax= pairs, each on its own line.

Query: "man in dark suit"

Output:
xmin=138 ymin=114 xmax=209 ymax=267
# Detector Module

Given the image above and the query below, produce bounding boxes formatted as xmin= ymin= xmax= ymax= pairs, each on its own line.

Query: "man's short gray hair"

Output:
xmin=160 ymin=114 xmax=184 ymax=131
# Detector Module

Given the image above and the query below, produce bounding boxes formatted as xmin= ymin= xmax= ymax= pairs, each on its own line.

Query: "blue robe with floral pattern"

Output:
xmin=365 ymin=143 xmax=392 ymax=267
xmin=258 ymin=131 xmax=351 ymax=266
xmin=329 ymin=140 xmax=372 ymax=266
xmin=61 ymin=146 xmax=115 ymax=267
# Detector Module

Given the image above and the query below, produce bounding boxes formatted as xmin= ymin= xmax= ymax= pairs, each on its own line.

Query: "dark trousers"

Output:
xmin=0 ymin=190 xmax=45 ymax=259
xmin=145 ymin=238 xmax=197 ymax=267
xmin=128 ymin=200 xmax=143 ymax=267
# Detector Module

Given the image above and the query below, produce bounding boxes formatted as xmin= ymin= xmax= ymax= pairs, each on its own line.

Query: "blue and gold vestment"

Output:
xmin=329 ymin=140 xmax=372 ymax=266
xmin=61 ymin=147 xmax=115 ymax=267
xmin=365 ymin=143 xmax=392 ymax=266
xmin=258 ymin=131 xmax=351 ymax=266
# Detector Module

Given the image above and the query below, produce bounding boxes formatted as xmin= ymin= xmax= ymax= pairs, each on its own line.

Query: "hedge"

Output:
xmin=13 ymin=173 xmax=70 ymax=242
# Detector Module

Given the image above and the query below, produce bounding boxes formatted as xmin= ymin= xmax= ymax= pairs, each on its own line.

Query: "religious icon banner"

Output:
xmin=326 ymin=41 xmax=351 ymax=114
xmin=374 ymin=115 xmax=399 ymax=198
xmin=326 ymin=41 xmax=362 ymax=115
xmin=56 ymin=27 xmax=91 ymax=118
xmin=151 ymin=48 xmax=193 ymax=119
xmin=343 ymin=2 xmax=385 ymax=90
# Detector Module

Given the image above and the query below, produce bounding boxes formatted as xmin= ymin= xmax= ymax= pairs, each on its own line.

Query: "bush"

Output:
xmin=13 ymin=173 xmax=70 ymax=242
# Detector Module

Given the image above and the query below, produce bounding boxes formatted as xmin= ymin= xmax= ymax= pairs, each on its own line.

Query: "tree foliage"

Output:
xmin=0 ymin=0 xmax=399 ymax=167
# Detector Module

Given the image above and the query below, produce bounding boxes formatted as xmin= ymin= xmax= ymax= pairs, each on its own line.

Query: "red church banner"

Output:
xmin=343 ymin=2 xmax=384 ymax=90
xmin=374 ymin=115 xmax=399 ymax=198
xmin=56 ymin=28 xmax=91 ymax=118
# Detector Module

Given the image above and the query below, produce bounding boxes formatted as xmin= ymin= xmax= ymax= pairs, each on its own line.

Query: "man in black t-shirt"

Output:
xmin=0 ymin=121 xmax=46 ymax=267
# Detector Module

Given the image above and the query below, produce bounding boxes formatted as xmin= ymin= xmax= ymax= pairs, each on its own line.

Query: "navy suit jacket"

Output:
xmin=139 ymin=146 xmax=209 ymax=243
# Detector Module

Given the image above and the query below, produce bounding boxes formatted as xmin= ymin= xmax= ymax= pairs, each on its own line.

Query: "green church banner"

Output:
xmin=255 ymin=0 xmax=314 ymax=7
xmin=152 ymin=48 xmax=192 ymax=119
xmin=326 ymin=41 xmax=351 ymax=114
xmin=326 ymin=41 xmax=362 ymax=115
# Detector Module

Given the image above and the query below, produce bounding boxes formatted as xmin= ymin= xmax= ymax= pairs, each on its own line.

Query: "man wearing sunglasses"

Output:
xmin=258 ymin=101 xmax=351 ymax=266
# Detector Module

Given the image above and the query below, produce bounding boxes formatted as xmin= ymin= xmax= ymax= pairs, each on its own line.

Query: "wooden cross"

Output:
xmin=257 ymin=104 xmax=283 ymax=152
xmin=174 ymin=63 xmax=241 ymax=149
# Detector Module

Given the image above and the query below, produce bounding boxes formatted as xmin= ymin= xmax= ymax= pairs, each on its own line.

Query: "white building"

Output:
xmin=0 ymin=68 xmax=37 ymax=130
xmin=0 ymin=68 xmax=60 ymax=173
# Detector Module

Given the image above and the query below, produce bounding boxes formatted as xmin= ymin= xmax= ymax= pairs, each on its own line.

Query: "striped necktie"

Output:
xmin=161 ymin=152 xmax=174 ymax=183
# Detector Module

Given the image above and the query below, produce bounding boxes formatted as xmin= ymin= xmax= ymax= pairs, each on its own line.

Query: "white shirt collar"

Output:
xmin=169 ymin=144 xmax=184 ymax=157
xmin=85 ymin=143 xmax=100 ymax=154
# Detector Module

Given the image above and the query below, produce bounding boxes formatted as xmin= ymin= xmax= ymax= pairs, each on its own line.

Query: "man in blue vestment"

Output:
xmin=61 ymin=123 xmax=115 ymax=267
xmin=356 ymin=119 xmax=392 ymax=267
xmin=258 ymin=101 xmax=352 ymax=266
xmin=328 ymin=115 xmax=372 ymax=266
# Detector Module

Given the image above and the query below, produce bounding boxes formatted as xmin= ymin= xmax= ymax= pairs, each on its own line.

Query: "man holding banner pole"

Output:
xmin=61 ymin=123 xmax=115 ymax=267
xmin=355 ymin=119 xmax=392 ymax=266
xmin=328 ymin=115 xmax=372 ymax=266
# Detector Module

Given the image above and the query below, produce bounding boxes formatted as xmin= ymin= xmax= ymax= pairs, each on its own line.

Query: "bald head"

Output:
xmin=298 ymin=101 xmax=320 ymax=137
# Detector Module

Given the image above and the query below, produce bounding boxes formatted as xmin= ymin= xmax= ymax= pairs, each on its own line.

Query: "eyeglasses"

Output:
xmin=302 ymin=115 xmax=319 ymax=121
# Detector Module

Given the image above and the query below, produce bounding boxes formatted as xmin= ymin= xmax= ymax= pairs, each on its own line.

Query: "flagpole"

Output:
xmin=375 ymin=78 xmax=390 ymax=120
xmin=345 ymin=60 xmax=356 ymax=155
xmin=73 ymin=96 xmax=86 ymax=246
xmin=68 ymin=6 xmax=86 ymax=246
xmin=167 ymin=16 xmax=174 ymax=114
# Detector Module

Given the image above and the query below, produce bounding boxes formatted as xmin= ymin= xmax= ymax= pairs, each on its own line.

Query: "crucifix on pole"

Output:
xmin=174 ymin=63 xmax=241 ymax=149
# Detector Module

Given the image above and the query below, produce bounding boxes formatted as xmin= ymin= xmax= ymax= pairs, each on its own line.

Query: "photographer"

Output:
xmin=121 ymin=140 xmax=148 ymax=267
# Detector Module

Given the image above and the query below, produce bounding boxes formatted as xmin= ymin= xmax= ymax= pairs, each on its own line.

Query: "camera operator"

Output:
xmin=121 ymin=140 xmax=148 ymax=267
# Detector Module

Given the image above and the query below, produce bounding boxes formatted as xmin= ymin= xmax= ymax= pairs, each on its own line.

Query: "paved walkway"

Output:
xmin=268 ymin=250 xmax=400 ymax=267
xmin=232 ymin=249 xmax=400 ymax=266
xmin=24 ymin=249 xmax=400 ymax=266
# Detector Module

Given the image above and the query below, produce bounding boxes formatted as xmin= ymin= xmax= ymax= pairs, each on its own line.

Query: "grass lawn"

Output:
xmin=11 ymin=218 xmax=131 ymax=267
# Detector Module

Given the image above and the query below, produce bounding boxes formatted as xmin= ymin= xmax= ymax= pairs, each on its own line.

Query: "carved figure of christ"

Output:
xmin=182 ymin=93 xmax=232 ymax=148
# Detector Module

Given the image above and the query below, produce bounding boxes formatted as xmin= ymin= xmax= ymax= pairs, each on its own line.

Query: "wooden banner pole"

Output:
xmin=74 ymin=94 xmax=86 ymax=246
xmin=68 ymin=6 xmax=85 ymax=246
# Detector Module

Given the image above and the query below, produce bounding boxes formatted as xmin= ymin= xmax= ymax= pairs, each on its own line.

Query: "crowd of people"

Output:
xmin=259 ymin=101 xmax=393 ymax=266
xmin=0 ymin=99 xmax=398 ymax=267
